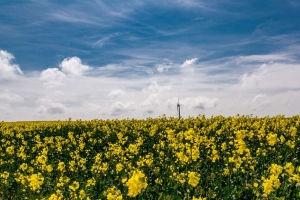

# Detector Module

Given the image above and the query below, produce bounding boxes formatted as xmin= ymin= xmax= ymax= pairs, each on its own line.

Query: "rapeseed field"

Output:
xmin=0 ymin=115 xmax=299 ymax=199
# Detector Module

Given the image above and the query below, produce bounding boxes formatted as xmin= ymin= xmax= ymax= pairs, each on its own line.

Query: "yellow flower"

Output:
xmin=193 ymin=197 xmax=207 ymax=200
xmin=269 ymin=164 xmax=283 ymax=177
xmin=57 ymin=161 xmax=65 ymax=172
xmin=46 ymin=164 xmax=53 ymax=173
xmin=79 ymin=190 xmax=87 ymax=199
xmin=223 ymin=168 xmax=230 ymax=176
xmin=19 ymin=163 xmax=28 ymax=171
xmin=69 ymin=181 xmax=80 ymax=191
xmin=284 ymin=162 xmax=295 ymax=176
xmin=69 ymin=160 xmax=76 ymax=172
xmin=116 ymin=163 xmax=123 ymax=172
xmin=48 ymin=194 xmax=58 ymax=200
xmin=266 ymin=133 xmax=278 ymax=146
xmin=57 ymin=176 xmax=70 ymax=187
xmin=6 ymin=146 xmax=14 ymax=155
xmin=37 ymin=155 xmax=48 ymax=165
xmin=0 ymin=171 xmax=10 ymax=184
xmin=27 ymin=172 xmax=44 ymax=191
xmin=86 ymin=177 xmax=96 ymax=187
xmin=155 ymin=178 xmax=163 ymax=185
xmin=121 ymin=177 xmax=127 ymax=183
xmin=262 ymin=175 xmax=281 ymax=196
xmin=126 ymin=170 xmax=148 ymax=197
xmin=221 ymin=142 xmax=227 ymax=151
xmin=253 ymin=182 xmax=258 ymax=188
xmin=188 ymin=171 xmax=200 ymax=187
xmin=105 ymin=186 xmax=123 ymax=200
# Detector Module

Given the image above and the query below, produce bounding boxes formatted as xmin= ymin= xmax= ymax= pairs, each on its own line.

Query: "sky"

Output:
xmin=1 ymin=0 xmax=300 ymax=121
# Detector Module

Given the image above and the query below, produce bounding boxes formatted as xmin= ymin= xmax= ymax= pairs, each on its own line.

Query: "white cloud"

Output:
xmin=156 ymin=59 xmax=172 ymax=73
xmin=189 ymin=96 xmax=219 ymax=109
xmin=180 ymin=58 xmax=198 ymax=68
xmin=36 ymin=98 xmax=67 ymax=115
xmin=60 ymin=57 xmax=90 ymax=76
xmin=94 ymin=33 xmax=121 ymax=47
xmin=157 ymin=65 xmax=168 ymax=73
xmin=108 ymin=89 xmax=125 ymax=98
xmin=140 ymin=81 xmax=171 ymax=114
xmin=110 ymin=101 xmax=135 ymax=116
xmin=145 ymin=81 xmax=171 ymax=94
xmin=40 ymin=68 xmax=66 ymax=88
xmin=240 ymin=73 xmax=261 ymax=88
xmin=240 ymin=63 xmax=268 ymax=88
xmin=0 ymin=50 xmax=23 ymax=80
xmin=0 ymin=89 xmax=24 ymax=103
xmin=251 ymin=94 xmax=270 ymax=111
xmin=240 ymin=62 xmax=300 ymax=90
xmin=140 ymin=93 xmax=160 ymax=108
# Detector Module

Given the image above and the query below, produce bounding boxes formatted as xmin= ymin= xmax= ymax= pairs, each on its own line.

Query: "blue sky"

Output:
xmin=1 ymin=0 xmax=300 ymax=120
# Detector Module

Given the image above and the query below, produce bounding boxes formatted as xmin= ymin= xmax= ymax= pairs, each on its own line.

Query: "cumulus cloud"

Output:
xmin=140 ymin=94 xmax=160 ymax=114
xmin=140 ymin=81 xmax=171 ymax=114
xmin=240 ymin=64 xmax=268 ymax=88
xmin=110 ymin=101 xmax=135 ymax=116
xmin=190 ymin=96 xmax=219 ymax=109
xmin=145 ymin=81 xmax=171 ymax=94
xmin=251 ymin=94 xmax=270 ymax=111
xmin=240 ymin=62 xmax=300 ymax=91
xmin=60 ymin=57 xmax=90 ymax=76
xmin=0 ymin=50 xmax=23 ymax=80
xmin=108 ymin=89 xmax=125 ymax=98
xmin=40 ymin=68 xmax=66 ymax=88
xmin=240 ymin=73 xmax=261 ymax=88
xmin=36 ymin=98 xmax=67 ymax=115
xmin=0 ymin=89 xmax=24 ymax=103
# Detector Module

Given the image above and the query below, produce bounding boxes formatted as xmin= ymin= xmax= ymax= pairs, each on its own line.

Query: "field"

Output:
xmin=0 ymin=115 xmax=300 ymax=199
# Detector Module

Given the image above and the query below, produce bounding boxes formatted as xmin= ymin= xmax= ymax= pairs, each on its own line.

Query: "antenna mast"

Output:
xmin=177 ymin=97 xmax=180 ymax=119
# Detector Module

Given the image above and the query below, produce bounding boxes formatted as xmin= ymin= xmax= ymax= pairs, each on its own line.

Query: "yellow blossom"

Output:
xmin=284 ymin=162 xmax=295 ymax=176
xmin=69 ymin=181 xmax=80 ymax=191
xmin=86 ymin=177 xmax=96 ymax=187
xmin=57 ymin=161 xmax=65 ymax=172
xmin=105 ymin=186 xmax=123 ymax=200
xmin=126 ymin=170 xmax=148 ymax=197
xmin=188 ymin=171 xmax=200 ymax=187
xmin=27 ymin=172 xmax=44 ymax=191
